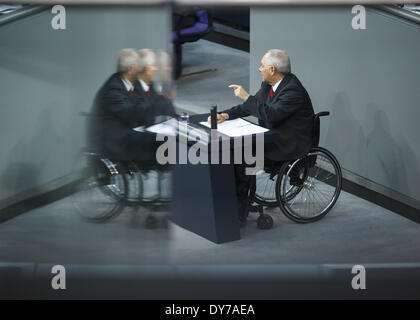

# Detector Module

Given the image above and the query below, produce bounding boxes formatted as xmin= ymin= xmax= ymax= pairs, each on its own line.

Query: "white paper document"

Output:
xmin=133 ymin=118 xmax=178 ymax=136
xmin=200 ymin=118 xmax=268 ymax=137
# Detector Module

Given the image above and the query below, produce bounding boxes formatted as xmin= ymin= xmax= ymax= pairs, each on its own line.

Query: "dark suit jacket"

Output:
xmin=134 ymin=81 xmax=178 ymax=126
xmin=89 ymin=73 xmax=165 ymax=160
xmin=223 ymin=73 xmax=314 ymax=161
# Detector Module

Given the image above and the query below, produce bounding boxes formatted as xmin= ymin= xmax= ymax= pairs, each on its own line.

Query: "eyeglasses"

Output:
xmin=259 ymin=63 xmax=272 ymax=70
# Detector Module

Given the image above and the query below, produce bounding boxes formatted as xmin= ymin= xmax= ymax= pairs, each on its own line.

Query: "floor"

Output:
xmin=174 ymin=40 xmax=249 ymax=115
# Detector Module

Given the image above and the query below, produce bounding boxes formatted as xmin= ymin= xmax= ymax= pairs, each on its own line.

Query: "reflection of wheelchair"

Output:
xmin=249 ymin=111 xmax=342 ymax=229
xmin=71 ymin=150 xmax=171 ymax=228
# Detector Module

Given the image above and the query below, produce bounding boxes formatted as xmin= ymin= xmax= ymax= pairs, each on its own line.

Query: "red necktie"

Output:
xmin=129 ymin=88 xmax=134 ymax=96
xmin=270 ymin=87 xmax=274 ymax=99
xmin=147 ymin=89 xmax=151 ymax=97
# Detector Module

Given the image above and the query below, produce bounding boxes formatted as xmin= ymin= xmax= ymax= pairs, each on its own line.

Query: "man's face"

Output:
xmin=128 ymin=56 xmax=142 ymax=82
xmin=258 ymin=54 xmax=274 ymax=84
xmin=160 ymin=58 xmax=172 ymax=82
xmin=143 ymin=54 xmax=157 ymax=85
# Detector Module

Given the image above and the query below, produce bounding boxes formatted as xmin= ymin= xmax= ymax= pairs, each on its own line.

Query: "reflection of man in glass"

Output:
xmin=89 ymin=48 xmax=175 ymax=163
xmin=136 ymin=49 xmax=177 ymax=123
xmin=157 ymin=50 xmax=176 ymax=100
xmin=212 ymin=49 xmax=315 ymax=223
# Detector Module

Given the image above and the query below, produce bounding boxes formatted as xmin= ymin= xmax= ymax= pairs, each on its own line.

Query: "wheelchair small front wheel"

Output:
xmin=257 ymin=214 xmax=274 ymax=230
xmin=145 ymin=214 xmax=159 ymax=229
xmin=276 ymin=147 xmax=342 ymax=223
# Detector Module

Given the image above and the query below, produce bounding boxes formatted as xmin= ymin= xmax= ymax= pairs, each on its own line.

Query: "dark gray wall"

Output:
xmin=250 ymin=6 xmax=420 ymax=205
xmin=0 ymin=6 xmax=169 ymax=203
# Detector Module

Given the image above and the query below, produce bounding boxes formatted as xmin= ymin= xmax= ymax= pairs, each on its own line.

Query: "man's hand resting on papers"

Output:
xmin=229 ymin=84 xmax=251 ymax=101
xmin=207 ymin=113 xmax=229 ymax=124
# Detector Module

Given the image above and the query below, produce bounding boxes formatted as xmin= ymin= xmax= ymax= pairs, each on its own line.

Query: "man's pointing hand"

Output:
xmin=229 ymin=84 xmax=251 ymax=102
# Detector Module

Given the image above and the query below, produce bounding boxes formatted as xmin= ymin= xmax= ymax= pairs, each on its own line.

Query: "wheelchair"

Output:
xmin=71 ymin=150 xmax=171 ymax=228
xmin=249 ymin=111 xmax=342 ymax=229
xmin=122 ymin=160 xmax=172 ymax=228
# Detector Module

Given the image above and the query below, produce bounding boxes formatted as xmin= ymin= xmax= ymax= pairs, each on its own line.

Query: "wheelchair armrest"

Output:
xmin=316 ymin=111 xmax=330 ymax=117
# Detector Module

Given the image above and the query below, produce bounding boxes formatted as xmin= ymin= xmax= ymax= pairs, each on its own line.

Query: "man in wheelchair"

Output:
xmin=213 ymin=49 xmax=315 ymax=224
xmin=89 ymin=48 xmax=177 ymax=164
xmin=79 ymin=49 xmax=177 ymax=224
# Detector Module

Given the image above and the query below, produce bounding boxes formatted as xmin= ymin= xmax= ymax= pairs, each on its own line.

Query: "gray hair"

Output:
xmin=117 ymin=48 xmax=138 ymax=73
xmin=137 ymin=49 xmax=156 ymax=73
xmin=158 ymin=50 xmax=171 ymax=68
xmin=265 ymin=49 xmax=291 ymax=75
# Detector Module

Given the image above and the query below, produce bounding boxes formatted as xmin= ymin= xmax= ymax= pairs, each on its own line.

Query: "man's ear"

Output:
xmin=270 ymin=66 xmax=275 ymax=75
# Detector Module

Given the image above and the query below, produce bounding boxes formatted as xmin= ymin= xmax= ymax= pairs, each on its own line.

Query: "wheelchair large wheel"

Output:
xmin=121 ymin=162 xmax=144 ymax=206
xmin=137 ymin=167 xmax=172 ymax=206
xmin=138 ymin=169 xmax=161 ymax=205
xmin=276 ymin=147 xmax=342 ymax=223
xmin=253 ymin=167 xmax=304 ymax=207
xmin=71 ymin=152 xmax=128 ymax=222
xmin=254 ymin=170 xmax=278 ymax=207
xmin=156 ymin=169 xmax=172 ymax=204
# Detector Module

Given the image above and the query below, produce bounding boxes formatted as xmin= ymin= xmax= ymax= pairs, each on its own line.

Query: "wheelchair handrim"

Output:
xmin=277 ymin=147 xmax=342 ymax=222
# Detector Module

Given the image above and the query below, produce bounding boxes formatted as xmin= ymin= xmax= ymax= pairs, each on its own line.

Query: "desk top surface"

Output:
xmin=187 ymin=113 xmax=279 ymax=144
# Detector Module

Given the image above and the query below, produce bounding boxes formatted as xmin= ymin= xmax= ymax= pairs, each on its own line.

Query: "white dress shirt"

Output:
xmin=121 ymin=78 xmax=134 ymax=92
xmin=139 ymin=79 xmax=150 ymax=93
xmin=271 ymin=78 xmax=282 ymax=93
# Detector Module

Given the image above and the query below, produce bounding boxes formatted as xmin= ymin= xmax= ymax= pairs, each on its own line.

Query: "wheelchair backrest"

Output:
xmin=312 ymin=111 xmax=330 ymax=147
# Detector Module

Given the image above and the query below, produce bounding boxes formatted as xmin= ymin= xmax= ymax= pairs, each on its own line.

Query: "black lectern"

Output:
xmin=171 ymin=113 xmax=240 ymax=244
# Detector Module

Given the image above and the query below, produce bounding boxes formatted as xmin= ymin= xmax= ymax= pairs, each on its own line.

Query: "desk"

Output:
xmin=171 ymin=113 xmax=241 ymax=244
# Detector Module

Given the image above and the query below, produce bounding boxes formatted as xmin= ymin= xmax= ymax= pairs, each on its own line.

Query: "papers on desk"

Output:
xmin=134 ymin=118 xmax=178 ymax=136
xmin=199 ymin=118 xmax=268 ymax=137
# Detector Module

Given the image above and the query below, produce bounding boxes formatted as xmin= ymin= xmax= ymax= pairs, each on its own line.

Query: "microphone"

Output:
xmin=210 ymin=106 xmax=217 ymax=129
